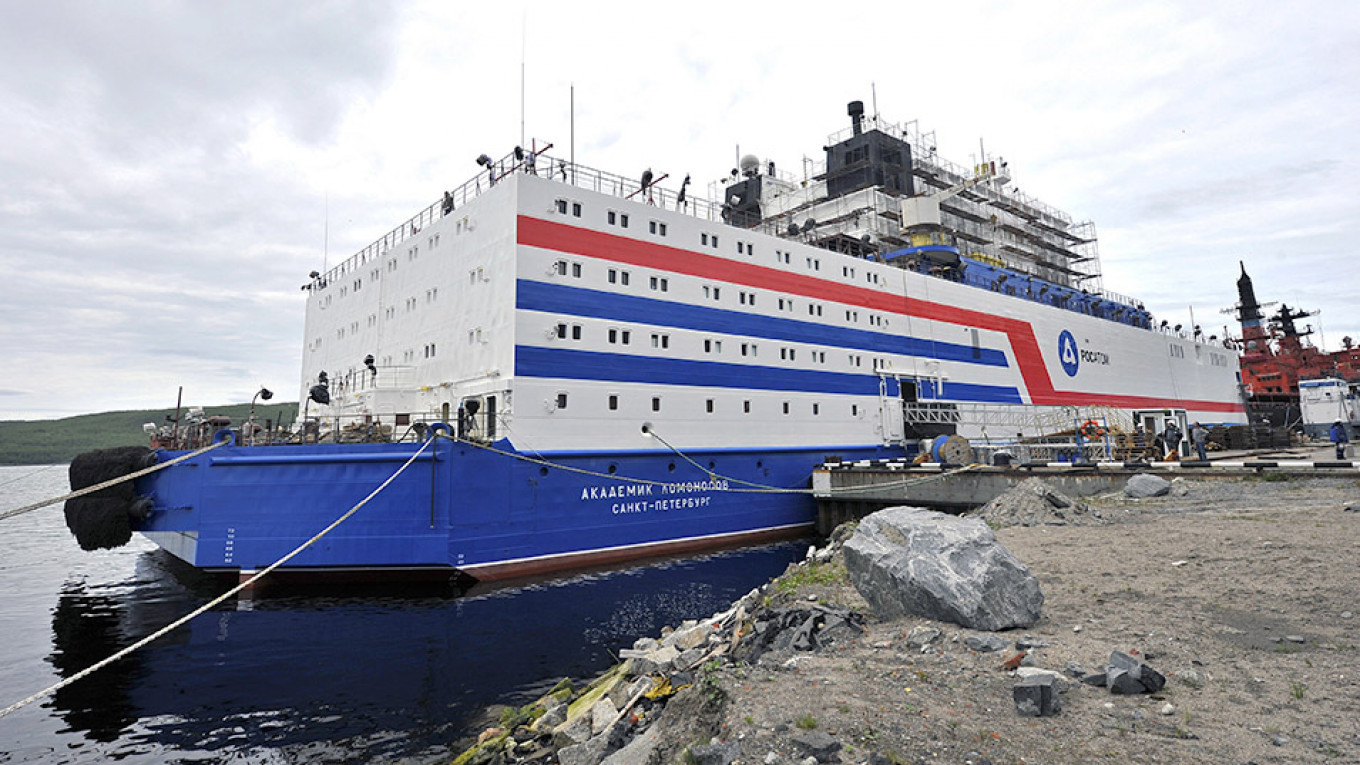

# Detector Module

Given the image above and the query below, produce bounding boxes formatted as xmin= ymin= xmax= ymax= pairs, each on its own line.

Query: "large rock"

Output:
xmin=1124 ymin=473 xmax=1171 ymax=498
xmin=843 ymin=506 xmax=1044 ymax=631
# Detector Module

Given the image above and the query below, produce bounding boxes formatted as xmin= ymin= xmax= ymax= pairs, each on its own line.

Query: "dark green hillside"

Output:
xmin=0 ymin=402 xmax=299 ymax=466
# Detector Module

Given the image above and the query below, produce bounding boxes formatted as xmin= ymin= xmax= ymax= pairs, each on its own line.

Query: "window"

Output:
xmin=619 ymin=213 xmax=629 ymax=228
xmin=739 ymin=291 xmax=755 ymax=306
xmin=571 ymin=202 xmax=582 ymax=217
xmin=556 ymin=323 xmax=568 ymax=339
xmin=852 ymin=404 xmax=859 ymax=416
xmin=608 ymin=210 xmax=617 ymax=225
xmin=710 ymin=235 xmax=718 ymax=248
xmin=649 ymin=220 xmax=667 ymax=236
xmin=571 ymin=324 xmax=582 ymax=340
xmin=652 ymin=397 xmax=661 ymax=412
xmin=743 ymin=400 xmax=751 ymax=414
xmin=782 ymin=402 xmax=790 ymax=415
xmin=609 ymin=268 xmax=631 ymax=285
xmin=808 ymin=304 xmax=823 ymax=317
xmin=572 ymin=263 xmax=582 ymax=278
xmin=741 ymin=343 xmax=757 ymax=357
xmin=701 ymin=233 xmax=708 ymax=245
xmin=737 ymin=242 xmax=744 ymax=254
xmin=705 ymin=399 xmax=714 ymax=413
xmin=556 ymin=392 xmax=568 ymax=409
xmin=704 ymin=339 xmax=722 ymax=354
xmin=651 ymin=333 xmax=669 ymax=349
xmin=780 ymin=347 xmax=796 ymax=361
xmin=649 ymin=276 xmax=669 ymax=292
xmin=812 ymin=403 xmax=820 ymax=415
xmin=556 ymin=199 xmax=568 ymax=214
xmin=703 ymin=285 xmax=721 ymax=300
xmin=608 ymin=394 xmax=619 ymax=411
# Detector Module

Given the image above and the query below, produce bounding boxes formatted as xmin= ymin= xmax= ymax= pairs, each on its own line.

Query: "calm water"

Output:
xmin=0 ymin=465 xmax=806 ymax=763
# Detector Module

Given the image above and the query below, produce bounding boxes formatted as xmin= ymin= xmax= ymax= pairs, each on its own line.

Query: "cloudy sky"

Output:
xmin=2 ymin=1 xmax=1357 ymax=420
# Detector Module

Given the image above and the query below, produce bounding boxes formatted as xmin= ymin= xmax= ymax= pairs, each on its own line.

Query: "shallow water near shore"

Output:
xmin=0 ymin=465 xmax=807 ymax=763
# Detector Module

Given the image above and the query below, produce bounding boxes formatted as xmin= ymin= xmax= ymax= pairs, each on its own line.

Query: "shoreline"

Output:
xmin=451 ymin=472 xmax=1359 ymax=765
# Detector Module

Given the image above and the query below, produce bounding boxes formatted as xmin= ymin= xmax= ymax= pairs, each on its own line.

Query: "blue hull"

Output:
xmin=135 ymin=438 xmax=902 ymax=580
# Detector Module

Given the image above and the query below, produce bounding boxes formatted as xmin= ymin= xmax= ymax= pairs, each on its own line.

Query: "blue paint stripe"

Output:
xmin=514 ymin=346 xmax=1025 ymax=403
xmin=517 ymin=280 xmax=1009 ymax=368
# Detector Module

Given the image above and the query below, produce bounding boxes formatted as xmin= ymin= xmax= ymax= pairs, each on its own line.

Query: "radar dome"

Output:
xmin=740 ymin=154 xmax=760 ymax=177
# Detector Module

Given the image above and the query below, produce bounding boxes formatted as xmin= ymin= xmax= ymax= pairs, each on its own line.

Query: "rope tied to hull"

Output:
xmin=443 ymin=430 xmax=981 ymax=497
xmin=0 ymin=440 xmax=228 ymax=523
xmin=0 ymin=437 xmax=433 ymax=722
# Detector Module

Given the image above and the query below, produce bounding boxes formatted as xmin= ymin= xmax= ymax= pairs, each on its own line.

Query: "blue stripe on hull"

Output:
xmin=135 ymin=439 xmax=905 ymax=576
xmin=517 ymin=280 xmax=1010 ymax=367
xmin=514 ymin=345 xmax=1027 ymax=403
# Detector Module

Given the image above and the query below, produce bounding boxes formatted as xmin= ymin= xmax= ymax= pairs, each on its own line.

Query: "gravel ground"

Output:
xmin=700 ymin=475 xmax=1360 ymax=764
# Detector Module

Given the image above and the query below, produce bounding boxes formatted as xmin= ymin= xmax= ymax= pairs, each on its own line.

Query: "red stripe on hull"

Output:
xmin=518 ymin=216 xmax=1244 ymax=415
xmin=457 ymin=524 xmax=811 ymax=582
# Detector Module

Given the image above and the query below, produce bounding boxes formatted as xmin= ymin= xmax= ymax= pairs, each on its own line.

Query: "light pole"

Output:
xmin=248 ymin=387 xmax=273 ymax=445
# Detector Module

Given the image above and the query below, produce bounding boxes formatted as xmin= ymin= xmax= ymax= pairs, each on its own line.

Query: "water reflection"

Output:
xmin=49 ymin=583 xmax=142 ymax=742
xmin=38 ymin=540 xmax=805 ymax=762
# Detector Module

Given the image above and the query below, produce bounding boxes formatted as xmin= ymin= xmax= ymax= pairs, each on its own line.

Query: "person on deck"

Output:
xmin=1330 ymin=420 xmax=1350 ymax=460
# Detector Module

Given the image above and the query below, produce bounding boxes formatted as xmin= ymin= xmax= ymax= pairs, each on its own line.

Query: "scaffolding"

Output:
xmin=903 ymin=403 xmax=1142 ymax=463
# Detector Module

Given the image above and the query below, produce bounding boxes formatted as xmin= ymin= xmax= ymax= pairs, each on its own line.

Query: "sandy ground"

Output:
xmin=704 ymin=474 xmax=1360 ymax=764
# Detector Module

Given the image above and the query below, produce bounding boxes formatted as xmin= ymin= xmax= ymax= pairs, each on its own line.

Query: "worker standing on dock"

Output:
xmin=1330 ymin=420 xmax=1350 ymax=460
xmin=1162 ymin=420 xmax=1182 ymax=461
xmin=1191 ymin=422 xmax=1209 ymax=462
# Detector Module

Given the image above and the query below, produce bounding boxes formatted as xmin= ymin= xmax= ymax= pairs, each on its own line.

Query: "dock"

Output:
xmin=811 ymin=445 xmax=1358 ymax=535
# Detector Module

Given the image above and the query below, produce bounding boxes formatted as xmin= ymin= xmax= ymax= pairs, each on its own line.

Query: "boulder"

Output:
xmin=688 ymin=741 xmax=741 ymax=765
xmin=790 ymin=730 xmax=841 ymax=762
xmin=1013 ymin=673 xmax=1062 ymax=716
xmin=843 ymin=507 xmax=1044 ymax=631
xmin=1124 ymin=473 xmax=1171 ymax=498
xmin=590 ymin=698 xmax=618 ymax=735
xmin=1106 ymin=650 xmax=1166 ymax=694
xmin=965 ymin=633 xmax=1009 ymax=653
xmin=559 ymin=732 xmax=615 ymax=765
xmin=601 ymin=727 xmax=662 ymax=765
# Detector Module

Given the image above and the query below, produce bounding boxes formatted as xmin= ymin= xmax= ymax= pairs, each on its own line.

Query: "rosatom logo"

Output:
xmin=1058 ymin=329 xmax=1080 ymax=377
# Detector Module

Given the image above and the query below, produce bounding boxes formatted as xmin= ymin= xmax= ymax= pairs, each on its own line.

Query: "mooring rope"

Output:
xmin=0 ymin=440 xmax=229 ymax=523
xmin=0 ymin=437 xmax=432 ymax=722
xmin=0 ymin=463 xmax=61 ymax=489
xmin=443 ymin=431 xmax=980 ymax=496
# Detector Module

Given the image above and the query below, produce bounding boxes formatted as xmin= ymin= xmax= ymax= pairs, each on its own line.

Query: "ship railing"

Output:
xmin=208 ymin=410 xmax=504 ymax=448
xmin=307 ymin=149 xmax=739 ymax=291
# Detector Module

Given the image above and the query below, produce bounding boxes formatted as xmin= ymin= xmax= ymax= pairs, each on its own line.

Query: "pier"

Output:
xmin=811 ymin=445 xmax=1358 ymax=534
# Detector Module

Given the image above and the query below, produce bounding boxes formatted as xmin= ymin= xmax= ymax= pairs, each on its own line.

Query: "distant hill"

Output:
xmin=0 ymin=402 xmax=299 ymax=466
